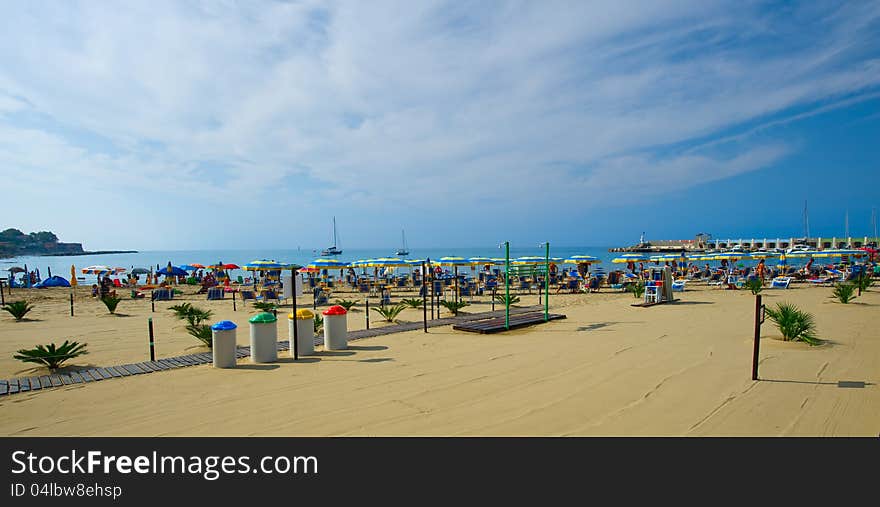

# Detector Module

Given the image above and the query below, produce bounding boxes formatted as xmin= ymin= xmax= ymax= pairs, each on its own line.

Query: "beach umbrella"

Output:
xmin=189 ymin=263 xmax=206 ymax=269
xmin=179 ymin=265 xmax=199 ymax=271
xmin=243 ymin=260 xmax=285 ymax=271
xmin=70 ymin=264 xmax=78 ymax=287
xmin=563 ymin=255 xmax=600 ymax=264
xmin=131 ymin=267 xmax=151 ymax=275
xmin=81 ymin=265 xmax=112 ymax=274
xmin=612 ymin=253 xmax=650 ymax=263
xmin=156 ymin=265 xmax=187 ymax=277
xmin=307 ymin=258 xmax=349 ymax=269
xmin=7 ymin=266 xmax=25 ymax=273
xmin=512 ymin=256 xmax=562 ymax=265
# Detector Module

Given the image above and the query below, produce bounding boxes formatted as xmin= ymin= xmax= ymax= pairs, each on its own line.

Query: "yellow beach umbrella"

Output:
xmin=70 ymin=264 xmax=78 ymax=286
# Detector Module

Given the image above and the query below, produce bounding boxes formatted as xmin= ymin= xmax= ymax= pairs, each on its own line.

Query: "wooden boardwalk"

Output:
xmin=452 ymin=311 xmax=566 ymax=334
xmin=0 ymin=306 xmax=550 ymax=397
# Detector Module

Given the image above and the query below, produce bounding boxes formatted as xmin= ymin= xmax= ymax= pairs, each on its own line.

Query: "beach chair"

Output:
xmin=770 ymin=277 xmax=791 ymax=289
xmin=314 ymin=288 xmax=329 ymax=306
xmin=239 ymin=289 xmax=256 ymax=305
xmin=207 ymin=287 xmax=225 ymax=300
xmin=672 ymin=280 xmax=686 ymax=292
xmin=151 ymin=288 xmax=173 ymax=301
xmin=588 ymin=277 xmax=600 ymax=293
xmin=130 ymin=289 xmax=145 ymax=299
xmin=258 ymin=289 xmax=278 ymax=303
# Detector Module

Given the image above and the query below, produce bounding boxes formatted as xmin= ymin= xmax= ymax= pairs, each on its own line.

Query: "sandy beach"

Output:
xmin=0 ymin=282 xmax=877 ymax=436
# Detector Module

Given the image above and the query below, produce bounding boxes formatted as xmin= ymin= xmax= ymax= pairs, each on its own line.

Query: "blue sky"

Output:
xmin=1 ymin=1 xmax=879 ymax=250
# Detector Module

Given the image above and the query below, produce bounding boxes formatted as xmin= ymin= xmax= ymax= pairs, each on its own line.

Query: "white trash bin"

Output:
xmin=249 ymin=312 xmax=278 ymax=363
xmin=322 ymin=305 xmax=348 ymax=350
xmin=211 ymin=320 xmax=238 ymax=368
xmin=288 ymin=309 xmax=315 ymax=356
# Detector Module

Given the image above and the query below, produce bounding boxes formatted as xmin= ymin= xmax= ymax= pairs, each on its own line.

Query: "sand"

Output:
xmin=0 ymin=281 xmax=877 ymax=436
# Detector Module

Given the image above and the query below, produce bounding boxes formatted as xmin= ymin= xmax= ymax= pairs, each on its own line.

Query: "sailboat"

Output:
xmin=321 ymin=217 xmax=343 ymax=256
xmin=396 ymin=229 xmax=409 ymax=256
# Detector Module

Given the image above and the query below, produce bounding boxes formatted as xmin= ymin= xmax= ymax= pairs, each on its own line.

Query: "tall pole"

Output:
xmin=544 ymin=242 xmax=550 ymax=322
xmin=752 ymin=295 xmax=762 ymax=381
xmin=505 ymin=241 xmax=510 ymax=330
xmin=148 ymin=317 xmax=156 ymax=362
xmin=291 ymin=268 xmax=299 ymax=360
xmin=422 ymin=262 xmax=428 ymax=332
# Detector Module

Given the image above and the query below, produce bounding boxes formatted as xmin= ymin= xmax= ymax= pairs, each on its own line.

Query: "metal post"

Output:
xmin=365 ymin=298 xmax=370 ymax=329
xmin=151 ymin=298 xmax=155 ymax=313
xmin=858 ymin=271 xmax=863 ymax=297
xmin=292 ymin=268 xmax=298 ymax=361
xmin=454 ymin=265 xmax=459 ymax=304
xmin=430 ymin=275 xmax=435 ymax=319
xmin=505 ymin=241 xmax=510 ymax=330
xmin=492 ymin=288 xmax=496 ymax=311
xmin=232 ymin=290 xmax=236 ymax=311
xmin=148 ymin=317 xmax=156 ymax=362
xmin=0 ymin=279 xmax=4 ymax=306
xmin=70 ymin=292 xmax=74 ymax=317
xmin=422 ymin=262 xmax=428 ymax=332
xmin=545 ymin=241 xmax=550 ymax=322
xmin=752 ymin=294 xmax=762 ymax=381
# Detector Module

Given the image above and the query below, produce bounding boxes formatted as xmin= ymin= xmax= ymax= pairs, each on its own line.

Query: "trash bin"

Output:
xmin=249 ymin=312 xmax=278 ymax=363
xmin=288 ymin=309 xmax=315 ymax=356
xmin=322 ymin=305 xmax=348 ymax=350
xmin=211 ymin=320 xmax=238 ymax=368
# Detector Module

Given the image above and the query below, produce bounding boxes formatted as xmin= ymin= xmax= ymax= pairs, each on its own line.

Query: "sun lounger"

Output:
xmin=770 ymin=277 xmax=791 ymax=289
xmin=207 ymin=287 xmax=225 ymax=300
xmin=151 ymin=288 xmax=173 ymax=301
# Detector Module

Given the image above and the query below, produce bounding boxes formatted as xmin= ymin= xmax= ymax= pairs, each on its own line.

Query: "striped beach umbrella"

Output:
xmin=243 ymin=259 xmax=284 ymax=271
xmin=307 ymin=258 xmax=350 ymax=269
xmin=563 ymin=255 xmax=600 ymax=264
xmin=436 ymin=256 xmax=470 ymax=266
xmin=612 ymin=253 xmax=650 ymax=263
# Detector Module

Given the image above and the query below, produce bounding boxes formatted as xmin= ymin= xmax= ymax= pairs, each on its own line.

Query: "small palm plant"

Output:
xmin=14 ymin=340 xmax=89 ymax=370
xmin=854 ymin=274 xmax=873 ymax=292
xmin=335 ymin=299 xmax=357 ymax=311
xmin=764 ymin=302 xmax=820 ymax=345
xmin=252 ymin=301 xmax=277 ymax=313
xmin=440 ymin=300 xmax=470 ymax=316
xmin=401 ymin=298 xmax=424 ymax=309
xmin=832 ymin=283 xmax=857 ymax=304
xmin=2 ymin=300 xmax=33 ymax=321
xmin=493 ymin=294 xmax=521 ymax=306
xmin=629 ymin=281 xmax=645 ymax=299
xmin=745 ymin=278 xmax=763 ymax=295
xmin=169 ymin=303 xmax=195 ymax=319
xmin=186 ymin=323 xmax=213 ymax=347
xmin=101 ymin=295 xmax=123 ymax=314
xmin=169 ymin=304 xmax=214 ymax=347
xmin=314 ymin=314 xmax=324 ymax=334
xmin=372 ymin=303 xmax=406 ymax=322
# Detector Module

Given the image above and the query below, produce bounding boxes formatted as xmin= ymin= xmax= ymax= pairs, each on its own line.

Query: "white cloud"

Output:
xmin=0 ymin=1 xmax=878 ymax=248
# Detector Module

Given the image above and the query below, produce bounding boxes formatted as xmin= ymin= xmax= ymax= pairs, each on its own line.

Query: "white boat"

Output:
xmin=396 ymin=229 xmax=409 ymax=256
xmin=321 ymin=217 xmax=342 ymax=256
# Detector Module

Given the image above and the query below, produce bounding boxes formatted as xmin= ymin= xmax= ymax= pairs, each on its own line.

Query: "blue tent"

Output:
xmin=34 ymin=275 xmax=71 ymax=288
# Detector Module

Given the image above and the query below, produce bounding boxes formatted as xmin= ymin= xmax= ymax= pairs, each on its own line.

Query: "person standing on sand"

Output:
xmin=756 ymin=259 xmax=766 ymax=283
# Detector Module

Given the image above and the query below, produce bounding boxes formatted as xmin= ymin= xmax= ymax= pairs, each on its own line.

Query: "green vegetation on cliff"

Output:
xmin=0 ymin=228 xmax=84 ymax=258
